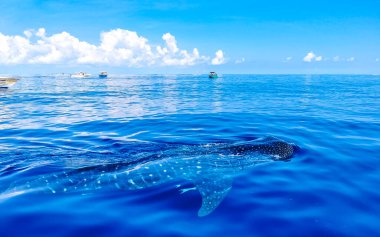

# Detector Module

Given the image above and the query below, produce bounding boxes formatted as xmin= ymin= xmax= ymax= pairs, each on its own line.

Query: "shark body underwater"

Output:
xmin=1 ymin=136 xmax=298 ymax=216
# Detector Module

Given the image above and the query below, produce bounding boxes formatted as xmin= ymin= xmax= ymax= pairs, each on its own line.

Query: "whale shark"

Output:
xmin=1 ymin=136 xmax=297 ymax=216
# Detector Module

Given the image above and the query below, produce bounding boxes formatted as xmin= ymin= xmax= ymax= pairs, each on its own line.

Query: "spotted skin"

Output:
xmin=1 ymin=136 xmax=297 ymax=216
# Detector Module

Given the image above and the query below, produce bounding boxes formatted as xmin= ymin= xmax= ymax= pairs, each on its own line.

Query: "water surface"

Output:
xmin=0 ymin=74 xmax=379 ymax=236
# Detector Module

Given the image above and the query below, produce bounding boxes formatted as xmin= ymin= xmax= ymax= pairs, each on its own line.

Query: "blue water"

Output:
xmin=0 ymin=74 xmax=379 ymax=236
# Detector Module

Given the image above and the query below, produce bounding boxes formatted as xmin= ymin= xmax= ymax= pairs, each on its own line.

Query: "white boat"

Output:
xmin=70 ymin=72 xmax=91 ymax=78
xmin=0 ymin=77 xmax=19 ymax=88
xmin=99 ymin=71 xmax=108 ymax=79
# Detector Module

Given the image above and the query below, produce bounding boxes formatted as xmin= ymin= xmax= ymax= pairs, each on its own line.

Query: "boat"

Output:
xmin=99 ymin=71 xmax=108 ymax=79
xmin=0 ymin=77 xmax=19 ymax=88
xmin=208 ymin=72 xmax=218 ymax=78
xmin=70 ymin=72 xmax=91 ymax=78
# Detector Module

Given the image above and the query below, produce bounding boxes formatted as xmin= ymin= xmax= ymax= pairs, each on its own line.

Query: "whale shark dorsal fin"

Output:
xmin=194 ymin=177 xmax=233 ymax=217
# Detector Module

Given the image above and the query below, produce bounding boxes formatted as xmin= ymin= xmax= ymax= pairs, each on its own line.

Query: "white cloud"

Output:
xmin=0 ymin=33 xmax=31 ymax=64
xmin=303 ymin=51 xmax=323 ymax=62
xmin=333 ymin=56 xmax=340 ymax=62
xmin=346 ymin=57 xmax=355 ymax=62
xmin=36 ymin=28 xmax=46 ymax=38
xmin=235 ymin=57 xmax=245 ymax=64
xmin=161 ymin=33 xmax=179 ymax=53
xmin=156 ymin=33 xmax=210 ymax=66
xmin=23 ymin=29 xmax=33 ymax=38
xmin=303 ymin=52 xmax=315 ymax=62
xmin=211 ymin=50 xmax=225 ymax=65
xmin=0 ymin=28 xmax=221 ymax=67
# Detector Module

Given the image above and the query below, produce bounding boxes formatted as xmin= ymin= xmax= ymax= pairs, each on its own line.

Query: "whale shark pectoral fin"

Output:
xmin=194 ymin=177 xmax=233 ymax=217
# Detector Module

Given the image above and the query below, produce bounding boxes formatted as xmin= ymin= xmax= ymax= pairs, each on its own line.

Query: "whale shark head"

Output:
xmin=223 ymin=137 xmax=296 ymax=160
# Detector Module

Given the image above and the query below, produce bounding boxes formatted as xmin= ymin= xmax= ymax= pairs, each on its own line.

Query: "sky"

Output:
xmin=0 ymin=0 xmax=379 ymax=74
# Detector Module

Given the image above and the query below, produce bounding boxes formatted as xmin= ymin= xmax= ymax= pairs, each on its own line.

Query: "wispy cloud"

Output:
xmin=333 ymin=56 xmax=340 ymax=62
xmin=0 ymin=28 xmax=222 ymax=67
xmin=303 ymin=52 xmax=323 ymax=62
xmin=235 ymin=57 xmax=245 ymax=64
xmin=331 ymin=56 xmax=356 ymax=62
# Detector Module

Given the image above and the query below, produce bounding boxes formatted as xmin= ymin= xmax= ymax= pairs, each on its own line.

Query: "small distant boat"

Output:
xmin=208 ymin=72 xmax=218 ymax=79
xmin=0 ymin=77 xmax=19 ymax=88
xmin=71 ymin=72 xmax=91 ymax=78
xmin=99 ymin=71 xmax=108 ymax=79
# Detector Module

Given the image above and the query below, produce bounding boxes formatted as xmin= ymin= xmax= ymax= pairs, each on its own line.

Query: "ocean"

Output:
xmin=0 ymin=74 xmax=379 ymax=237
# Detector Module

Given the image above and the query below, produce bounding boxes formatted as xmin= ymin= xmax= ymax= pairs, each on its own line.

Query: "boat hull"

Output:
xmin=0 ymin=78 xmax=19 ymax=88
xmin=71 ymin=73 xmax=91 ymax=78
xmin=71 ymin=76 xmax=90 ymax=78
xmin=208 ymin=72 xmax=218 ymax=78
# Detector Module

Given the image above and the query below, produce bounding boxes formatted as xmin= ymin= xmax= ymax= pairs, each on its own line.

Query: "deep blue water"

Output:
xmin=0 ymin=74 xmax=379 ymax=237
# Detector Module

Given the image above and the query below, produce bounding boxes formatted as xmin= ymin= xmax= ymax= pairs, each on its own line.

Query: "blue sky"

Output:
xmin=0 ymin=0 xmax=379 ymax=74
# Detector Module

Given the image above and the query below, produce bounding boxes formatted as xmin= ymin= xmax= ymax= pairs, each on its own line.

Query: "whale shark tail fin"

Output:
xmin=194 ymin=177 xmax=233 ymax=217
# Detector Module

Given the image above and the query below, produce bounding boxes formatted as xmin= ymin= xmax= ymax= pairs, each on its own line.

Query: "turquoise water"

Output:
xmin=0 ymin=74 xmax=379 ymax=236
